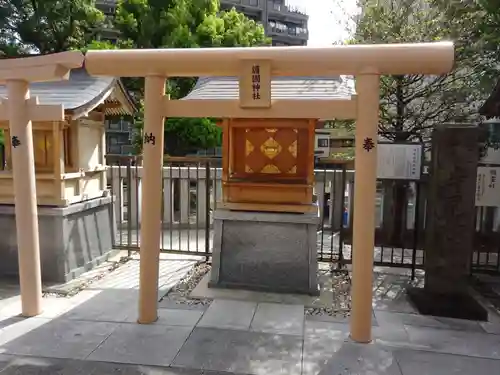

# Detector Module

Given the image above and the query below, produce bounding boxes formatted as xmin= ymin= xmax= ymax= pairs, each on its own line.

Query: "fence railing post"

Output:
xmin=128 ymin=166 xmax=142 ymax=229
xmin=111 ymin=167 xmax=124 ymax=225
xmin=180 ymin=177 xmax=190 ymax=225
xmin=163 ymin=175 xmax=174 ymax=224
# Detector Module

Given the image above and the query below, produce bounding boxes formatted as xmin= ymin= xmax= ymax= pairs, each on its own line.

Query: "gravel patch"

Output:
xmin=305 ymin=268 xmax=352 ymax=318
xmin=42 ymin=255 xmax=132 ymax=298
xmin=160 ymin=262 xmax=212 ymax=308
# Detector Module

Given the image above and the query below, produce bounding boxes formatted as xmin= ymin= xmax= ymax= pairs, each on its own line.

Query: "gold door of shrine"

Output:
xmin=222 ymin=118 xmax=316 ymax=213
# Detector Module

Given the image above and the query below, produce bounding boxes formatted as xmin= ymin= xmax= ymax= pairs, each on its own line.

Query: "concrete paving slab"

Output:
xmin=197 ymin=300 xmax=257 ymax=330
xmin=191 ymin=273 xmax=316 ymax=306
xmin=125 ymin=308 xmax=204 ymax=327
xmin=0 ymin=354 xmax=14 ymax=372
xmin=305 ymin=310 xmax=379 ymax=326
xmin=60 ymin=290 xmax=137 ymax=323
xmin=0 ymin=356 xmax=84 ymax=375
xmin=80 ymin=360 xmax=252 ymax=375
xmin=0 ymin=297 xmax=76 ymax=320
xmin=87 ymin=323 xmax=192 ymax=367
xmin=375 ymin=311 xmax=484 ymax=332
xmin=172 ymin=327 xmax=303 ymax=375
xmin=302 ymin=321 xmax=349 ymax=375
xmin=158 ymin=299 xmax=210 ymax=311
xmin=0 ymin=319 xmax=117 ymax=360
xmin=405 ymin=325 xmax=500 ymax=359
xmin=0 ymin=317 xmax=52 ymax=347
xmin=250 ymin=303 xmax=304 ymax=336
xmin=0 ymin=315 xmax=26 ymax=331
xmin=314 ymin=341 xmax=403 ymax=375
xmin=395 ymin=349 xmax=500 ymax=375
xmin=480 ymin=321 xmax=500 ymax=335
xmin=304 ymin=320 xmax=409 ymax=345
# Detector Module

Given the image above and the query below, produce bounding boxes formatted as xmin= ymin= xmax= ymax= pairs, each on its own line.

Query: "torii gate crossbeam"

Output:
xmin=85 ymin=41 xmax=454 ymax=343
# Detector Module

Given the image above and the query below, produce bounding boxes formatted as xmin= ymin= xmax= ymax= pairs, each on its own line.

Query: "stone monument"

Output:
xmin=407 ymin=124 xmax=488 ymax=320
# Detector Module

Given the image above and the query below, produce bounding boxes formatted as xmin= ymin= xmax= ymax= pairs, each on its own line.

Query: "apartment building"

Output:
xmin=220 ymin=0 xmax=309 ymax=46
xmin=96 ymin=0 xmax=309 ymax=46
xmin=94 ymin=0 xmax=309 ymax=155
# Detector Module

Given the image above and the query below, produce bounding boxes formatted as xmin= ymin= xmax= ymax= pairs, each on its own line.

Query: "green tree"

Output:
xmin=114 ymin=0 xmax=270 ymax=155
xmin=351 ymin=0 xmax=487 ymax=246
xmin=431 ymin=0 xmax=500 ymax=94
xmin=354 ymin=0 xmax=481 ymax=143
xmin=0 ymin=0 xmax=104 ymax=55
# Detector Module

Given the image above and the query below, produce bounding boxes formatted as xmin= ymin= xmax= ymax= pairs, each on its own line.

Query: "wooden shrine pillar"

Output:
xmin=138 ymin=76 xmax=166 ymax=324
xmin=0 ymin=52 xmax=84 ymax=316
xmin=7 ymin=81 xmax=43 ymax=316
xmin=350 ymin=73 xmax=380 ymax=343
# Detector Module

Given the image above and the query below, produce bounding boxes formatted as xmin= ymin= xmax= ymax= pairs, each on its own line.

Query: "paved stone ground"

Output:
xmin=2 ymin=262 xmax=500 ymax=374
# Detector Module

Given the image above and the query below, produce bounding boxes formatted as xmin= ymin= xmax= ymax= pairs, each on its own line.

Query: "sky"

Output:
xmin=287 ymin=0 xmax=359 ymax=46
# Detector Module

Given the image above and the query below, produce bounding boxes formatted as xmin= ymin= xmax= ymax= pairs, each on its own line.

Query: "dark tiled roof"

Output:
xmin=183 ymin=76 xmax=356 ymax=100
xmin=0 ymin=68 xmax=115 ymax=113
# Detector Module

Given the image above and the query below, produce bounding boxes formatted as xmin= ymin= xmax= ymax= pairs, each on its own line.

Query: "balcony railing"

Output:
xmin=222 ymin=0 xmax=262 ymax=8
xmin=268 ymin=22 xmax=308 ymax=39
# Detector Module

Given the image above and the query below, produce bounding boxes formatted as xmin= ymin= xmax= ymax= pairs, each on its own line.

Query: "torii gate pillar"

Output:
xmin=0 ymin=52 xmax=84 ymax=316
xmin=84 ymin=42 xmax=455 ymax=342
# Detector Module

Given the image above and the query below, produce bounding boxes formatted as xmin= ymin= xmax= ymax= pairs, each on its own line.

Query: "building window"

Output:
xmin=317 ymin=138 xmax=329 ymax=148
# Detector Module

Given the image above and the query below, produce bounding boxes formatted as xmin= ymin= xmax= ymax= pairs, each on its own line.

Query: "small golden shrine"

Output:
xmin=0 ymin=68 xmax=135 ymax=206
xmin=185 ymin=69 xmax=354 ymax=214
xmin=221 ymin=118 xmax=315 ymax=213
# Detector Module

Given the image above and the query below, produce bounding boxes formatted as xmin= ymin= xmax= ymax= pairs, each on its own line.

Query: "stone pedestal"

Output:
xmin=209 ymin=208 xmax=320 ymax=295
xmin=0 ymin=196 xmax=116 ymax=283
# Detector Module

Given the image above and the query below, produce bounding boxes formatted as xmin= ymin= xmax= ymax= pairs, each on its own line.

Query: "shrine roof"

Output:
xmin=0 ymin=67 xmax=136 ymax=119
xmin=183 ymin=76 xmax=356 ymax=100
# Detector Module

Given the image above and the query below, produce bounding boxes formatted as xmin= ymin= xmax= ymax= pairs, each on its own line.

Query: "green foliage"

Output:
xmin=0 ymin=0 xmax=105 ymax=55
xmin=113 ymin=0 xmax=269 ymax=155
xmin=0 ymin=129 xmax=4 ymax=145
xmin=131 ymin=111 xmax=221 ymax=156
xmin=431 ymin=0 xmax=499 ymax=95
xmin=352 ymin=0 xmax=484 ymax=142
xmin=164 ymin=118 xmax=222 ymax=156
xmin=114 ymin=1 xmax=270 ymax=98
xmin=0 ymin=0 xmax=269 ymax=156
xmin=83 ymin=39 xmax=133 ymax=52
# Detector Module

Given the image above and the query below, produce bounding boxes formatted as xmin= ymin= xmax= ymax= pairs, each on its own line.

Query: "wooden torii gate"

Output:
xmin=0 ymin=51 xmax=84 ymax=316
xmin=3 ymin=43 xmax=453 ymax=344
xmin=85 ymin=42 xmax=454 ymax=343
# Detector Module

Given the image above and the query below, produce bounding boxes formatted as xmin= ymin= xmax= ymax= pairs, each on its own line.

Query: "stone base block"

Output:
xmin=209 ymin=208 xmax=320 ymax=295
xmin=0 ymin=196 xmax=115 ymax=283
xmin=407 ymin=287 xmax=488 ymax=321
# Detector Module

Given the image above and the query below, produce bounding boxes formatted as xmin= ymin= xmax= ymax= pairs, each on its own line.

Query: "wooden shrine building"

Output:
xmin=0 ymin=67 xmax=136 ymax=283
xmin=184 ymin=75 xmax=355 ymax=214
xmin=181 ymin=74 xmax=355 ymax=295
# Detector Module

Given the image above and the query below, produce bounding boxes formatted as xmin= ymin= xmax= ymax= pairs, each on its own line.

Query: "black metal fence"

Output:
xmin=315 ymin=161 xmax=425 ymax=279
xmin=473 ymin=205 xmax=500 ymax=273
xmin=105 ymin=155 xmax=221 ymax=257
xmin=105 ymin=155 xmax=500 ymax=275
